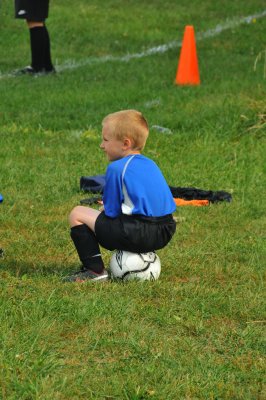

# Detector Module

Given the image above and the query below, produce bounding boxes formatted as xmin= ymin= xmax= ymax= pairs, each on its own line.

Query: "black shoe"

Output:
xmin=42 ymin=67 xmax=56 ymax=75
xmin=63 ymin=268 xmax=109 ymax=283
xmin=14 ymin=65 xmax=37 ymax=75
xmin=14 ymin=66 xmax=56 ymax=76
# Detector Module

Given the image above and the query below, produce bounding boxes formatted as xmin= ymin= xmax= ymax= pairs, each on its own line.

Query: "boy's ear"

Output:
xmin=123 ymin=137 xmax=133 ymax=149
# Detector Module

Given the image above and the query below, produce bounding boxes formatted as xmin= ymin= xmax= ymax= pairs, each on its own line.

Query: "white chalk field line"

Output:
xmin=57 ymin=9 xmax=266 ymax=72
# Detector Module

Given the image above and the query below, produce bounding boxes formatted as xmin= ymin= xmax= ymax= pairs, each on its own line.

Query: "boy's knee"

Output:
xmin=69 ymin=205 xmax=89 ymax=226
xmin=69 ymin=205 xmax=99 ymax=230
xmin=26 ymin=21 xmax=45 ymax=28
xmin=69 ymin=206 xmax=81 ymax=225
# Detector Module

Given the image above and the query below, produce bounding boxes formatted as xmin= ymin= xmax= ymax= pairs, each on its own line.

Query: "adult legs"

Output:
xmin=26 ymin=20 xmax=54 ymax=73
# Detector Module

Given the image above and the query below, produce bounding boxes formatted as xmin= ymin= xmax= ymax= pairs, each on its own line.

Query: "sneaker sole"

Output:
xmin=64 ymin=274 xmax=109 ymax=283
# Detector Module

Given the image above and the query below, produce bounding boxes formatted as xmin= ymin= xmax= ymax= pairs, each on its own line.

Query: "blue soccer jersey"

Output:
xmin=103 ymin=154 xmax=176 ymax=218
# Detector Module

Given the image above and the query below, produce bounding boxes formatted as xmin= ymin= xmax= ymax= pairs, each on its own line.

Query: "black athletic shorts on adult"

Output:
xmin=15 ymin=0 xmax=49 ymax=21
xmin=95 ymin=212 xmax=176 ymax=253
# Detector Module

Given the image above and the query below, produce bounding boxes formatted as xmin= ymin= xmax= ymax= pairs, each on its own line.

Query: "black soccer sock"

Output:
xmin=70 ymin=224 xmax=104 ymax=274
xmin=29 ymin=26 xmax=46 ymax=71
xmin=43 ymin=25 xmax=54 ymax=71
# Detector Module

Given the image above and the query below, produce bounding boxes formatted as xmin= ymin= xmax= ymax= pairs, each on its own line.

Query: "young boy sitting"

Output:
xmin=66 ymin=110 xmax=176 ymax=282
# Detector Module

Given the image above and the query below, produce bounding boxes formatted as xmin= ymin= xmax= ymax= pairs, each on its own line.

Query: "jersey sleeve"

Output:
xmin=103 ymin=164 xmax=123 ymax=217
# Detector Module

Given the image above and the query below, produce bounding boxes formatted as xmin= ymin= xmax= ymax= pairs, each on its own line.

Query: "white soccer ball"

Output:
xmin=110 ymin=250 xmax=161 ymax=282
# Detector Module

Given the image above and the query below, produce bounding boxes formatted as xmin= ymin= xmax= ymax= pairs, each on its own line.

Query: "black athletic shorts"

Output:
xmin=95 ymin=212 xmax=176 ymax=253
xmin=15 ymin=0 xmax=49 ymax=21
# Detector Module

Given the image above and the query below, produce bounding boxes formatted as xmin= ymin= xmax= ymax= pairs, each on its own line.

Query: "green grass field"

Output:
xmin=0 ymin=1 xmax=265 ymax=399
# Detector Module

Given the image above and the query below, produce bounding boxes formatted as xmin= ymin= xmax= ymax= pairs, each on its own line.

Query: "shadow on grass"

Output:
xmin=0 ymin=258 xmax=74 ymax=279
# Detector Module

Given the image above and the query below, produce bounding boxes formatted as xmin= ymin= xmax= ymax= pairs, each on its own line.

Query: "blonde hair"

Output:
xmin=102 ymin=110 xmax=149 ymax=151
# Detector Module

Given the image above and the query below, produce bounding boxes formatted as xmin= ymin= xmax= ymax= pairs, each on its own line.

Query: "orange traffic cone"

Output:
xmin=175 ymin=25 xmax=200 ymax=85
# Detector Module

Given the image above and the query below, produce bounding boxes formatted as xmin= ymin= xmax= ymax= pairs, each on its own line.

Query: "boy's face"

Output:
xmin=100 ymin=122 xmax=129 ymax=161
